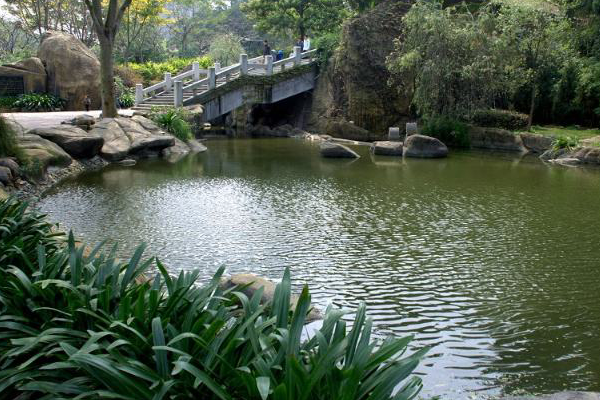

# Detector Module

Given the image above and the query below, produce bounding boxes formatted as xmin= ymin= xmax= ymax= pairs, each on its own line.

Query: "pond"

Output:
xmin=37 ymin=138 xmax=600 ymax=399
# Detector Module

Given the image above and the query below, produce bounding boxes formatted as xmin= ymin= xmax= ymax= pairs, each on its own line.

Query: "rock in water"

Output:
xmin=320 ymin=142 xmax=360 ymax=158
xmin=30 ymin=126 xmax=104 ymax=158
xmin=572 ymin=147 xmax=600 ymax=165
xmin=520 ymin=133 xmax=554 ymax=153
xmin=220 ymin=274 xmax=322 ymax=323
xmin=371 ymin=141 xmax=403 ymax=156
xmin=38 ymin=31 xmax=101 ymax=111
xmin=91 ymin=117 xmax=175 ymax=161
xmin=468 ymin=126 xmax=526 ymax=152
xmin=501 ymin=391 xmax=600 ymax=400
xmin=403 ymin=134 xmax=448 ymax=158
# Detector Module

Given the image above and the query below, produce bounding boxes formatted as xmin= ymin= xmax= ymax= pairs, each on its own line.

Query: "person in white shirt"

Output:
xmin=303 ymin=36 xmax=311 ymax=52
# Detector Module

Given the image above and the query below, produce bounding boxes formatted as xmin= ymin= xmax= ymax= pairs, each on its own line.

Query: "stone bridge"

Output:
xmin=133 ymin=47 xmax=317 ymax=122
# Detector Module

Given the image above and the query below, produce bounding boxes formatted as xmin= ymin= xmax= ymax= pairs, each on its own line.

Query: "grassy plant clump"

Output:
xmin=0 ymin=196 xmax=427 ymax=399
xmin=13 ymin=93 xmax=66 ymax=112
xmin=127 ymin=56 xmax=213 ymax=86
xmin=150 ymin=107 xmax=193 ymax=142
xmin=0 ymin=96 xmax=19 ymax=111
xmin=421 ymin=116 xmax=470 ymax=148
xmin=552 ymin=135 xmax=580 ymax=151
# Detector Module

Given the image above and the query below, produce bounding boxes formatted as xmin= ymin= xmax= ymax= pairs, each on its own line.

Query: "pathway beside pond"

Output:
xmin=1 ymin=110 xmax=134 ymax=130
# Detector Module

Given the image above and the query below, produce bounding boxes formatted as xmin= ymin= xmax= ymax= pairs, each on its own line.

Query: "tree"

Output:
xmin=4 ymin=0 xmax=96 ymax=45
xmin=497 ymin=4 xmax=569 ymax=129
xmin=117 ymin=0 xmax=171 ymax=62
xmin=386 ymin=1 xmax=519 ymax=118
xmin=83 ymin=0 xmax=133 ymax=118
xmin=208 ymin=33 xmax=244 ymax=66
xmin=0 ymin=17 xmax=38 ymax=63
xmin=168 ymin=0 xmax=225 ymax=58
xmin=242 ymin=0 xmax=348 ymax=40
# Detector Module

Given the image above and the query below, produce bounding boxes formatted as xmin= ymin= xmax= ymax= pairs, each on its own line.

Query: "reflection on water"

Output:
xmin=38 ymin=139 xmax=600 ymax=399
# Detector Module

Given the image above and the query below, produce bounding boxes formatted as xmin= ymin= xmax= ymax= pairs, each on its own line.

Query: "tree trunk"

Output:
xmin=99 ymin=38 xmax=118 ymax=118
xmin=527 ymin=84 xmax=536 ymax=131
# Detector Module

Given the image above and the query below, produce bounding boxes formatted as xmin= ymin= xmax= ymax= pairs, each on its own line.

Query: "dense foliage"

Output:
xmin=471 ymin=109 xmax=529 ymax=131
xmin=13 ymin=93 xmax=66 ymax=112
xmin=151 ymin=107 xmax=194 ymax=142
xmin=421 ymin=116 xmax=470 ymax=148
xmin=0 ymin=97 xmax=19 ymax=111
xmin=387 ymin=0 xmax=600 ymax=128
xmin=0 ymin=197 xmax=427 ymax=399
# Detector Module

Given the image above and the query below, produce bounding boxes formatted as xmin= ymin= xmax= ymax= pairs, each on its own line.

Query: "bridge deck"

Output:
xmin=133 ymin=49 xmax=316 ymax=113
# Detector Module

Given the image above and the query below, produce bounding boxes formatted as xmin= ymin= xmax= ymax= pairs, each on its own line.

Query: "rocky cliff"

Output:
xmin=308 ymin=0 xmax=414 ymax=137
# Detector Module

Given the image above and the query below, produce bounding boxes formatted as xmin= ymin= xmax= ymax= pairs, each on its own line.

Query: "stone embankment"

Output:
xmin=0 ymin=114 xmax=207 ymax=201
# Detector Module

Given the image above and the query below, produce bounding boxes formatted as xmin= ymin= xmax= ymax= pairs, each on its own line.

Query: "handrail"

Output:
xmin=215 ymin=64 xmax=240 ymax=79
xmin=183 ymin=77 xmax=209 ymax=91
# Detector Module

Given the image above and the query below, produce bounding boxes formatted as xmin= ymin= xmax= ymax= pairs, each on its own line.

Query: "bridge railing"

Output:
xmin=136 ymin=47 xmax=318 ymax=107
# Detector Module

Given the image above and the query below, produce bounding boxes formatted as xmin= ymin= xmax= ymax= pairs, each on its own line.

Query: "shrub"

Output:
xmin=471 ymin=109 xmax=529 ymax=131
xmin=150 ymin=107 xmax=193 ymax=141
xmin=127 ymin=56 xmax=213 ymax=86
xmin=313 ymin=31 xmax=341 ymax=66
xmin=114 ymin=64 xmax=144 ymax=88
xmin=118 ymin=91 xmax=135 ymax=108
xmin=421 ymin=116 xmax=470 ymax=148
xmin=0 ymin=96 xmax=19 ymax=111
xmin=0 ymin=116 xmax=24 ymax=160
xmin=0 ymin=197 xmax=428 ymax=399
xmin=552 ymin=135 xmax=580 ymax=151
xmin=13 ymin=93 xmax=66 ymax=112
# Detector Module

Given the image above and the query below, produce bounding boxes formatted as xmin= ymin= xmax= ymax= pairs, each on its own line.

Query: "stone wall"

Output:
xmin=0 ymin=58 xmax=47 ymax=95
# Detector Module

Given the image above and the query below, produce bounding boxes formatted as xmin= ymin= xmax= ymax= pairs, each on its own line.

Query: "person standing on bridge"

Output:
xmin=303 ymin=35 xmax=311 ymax=52
xmin=263 ymin=40 xmax=271 ymax=63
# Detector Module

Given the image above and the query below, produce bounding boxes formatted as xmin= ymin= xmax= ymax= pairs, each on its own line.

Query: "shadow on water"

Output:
xmin=39 ymin=139 xmax=600 ymax=399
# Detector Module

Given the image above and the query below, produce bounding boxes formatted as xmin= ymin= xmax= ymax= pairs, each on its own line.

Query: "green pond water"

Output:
xmin=38 ymin=138 xmax=600 ymax=399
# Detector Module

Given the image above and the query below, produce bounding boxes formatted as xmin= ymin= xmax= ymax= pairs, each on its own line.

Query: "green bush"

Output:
xmin=313 ymin=32 xmax=341 ymax=66
xmin=421 ymin=116 xmax=470 ymax=148
xmin=0 ymin=96 xmax=19 ymax=111
xmin=0 ymin=116 xmax=24 ymax=160
xmin=471 ymin=109 xmax=529 ymax=131
xmin=150 ymin=107 xmax=193 ymax=141
xmin=0 ymin=197 xmax=427 ymax=399
xmin=13 ymin=93 xmax=66 ymax=112
xmin=127 ymin=56 xmax=213 ymax=86
xmin=552 ymin=135 xmax=580 ymax=151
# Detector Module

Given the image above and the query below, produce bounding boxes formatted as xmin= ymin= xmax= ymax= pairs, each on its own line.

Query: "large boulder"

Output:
xmin=162 ymin=138 xmax=207 ymax=162
xmin=90 ymin=117 xmax=175 ymax=161
xmin=468 ymin=126 xmax=526 ymax=152
xmin=520 ymin=133 xmax=554 ymax=153
xmin=403 ymin=134 xmax=448 ymax=158
xmin=371 ymin=141 xmax=403 ymax=156
xmin=0 ymin=166 xmax=12 ymax=185
xmin=30 ymin=126 xmax=104 ymax=158
xmin=0 ymin=57 xmax=47 ymax=95
xmin=581 ymin=136 xmax=600 ymax=147
xmin=320 ymin=141 xmax=360 ymax=158
xmin=0 ymin=158 xmax=20 ymax=178
xmin=220 ymin=274 xmax=322 ymax=323
xmin=38 ymin=31 xmax=101 ymax=111
xmin=18 ymin=133 xmax=72 ymax=167
xmin=307 ymin=1 xmax=413 ymax=134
